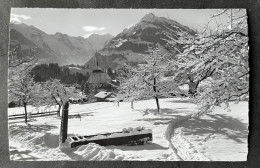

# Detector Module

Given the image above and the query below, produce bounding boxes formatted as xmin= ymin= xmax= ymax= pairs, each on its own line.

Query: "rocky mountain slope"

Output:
xmin=9 ymin=23 xmax=113 ymax=65
xmin=85 ymin=13 xmax=196 ymax=70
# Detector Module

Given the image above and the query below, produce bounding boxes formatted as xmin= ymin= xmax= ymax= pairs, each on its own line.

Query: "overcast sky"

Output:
xmin=11 ymin=8 xmax=233 ymax=38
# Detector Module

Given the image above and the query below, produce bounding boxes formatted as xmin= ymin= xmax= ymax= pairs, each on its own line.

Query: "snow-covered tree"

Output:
xmin=164 ymin=9 xmax=248 ymax=148
xmin=41 ymin=79 xmax=86 ymax=116
xmin=166 ymin=9 xmax=248 ymax=115
xmin=116 ymin=64 xmax=148 ymax=109
xmin=116 ymin=47 xmax=179 ymax=113
xmin=116 ymin=47 xmax=175 ymax=113
xmin=8 ymin=32 xmax=41 ymax=123
xmin=137 ymin=47 xmax=174 ymax=114
xmin=8 ymin=64 xmax=41 ymax=123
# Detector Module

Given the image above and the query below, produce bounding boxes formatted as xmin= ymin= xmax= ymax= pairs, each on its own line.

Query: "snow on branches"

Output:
xmin=8 ymin=62 xmax=42 ymax=123
xmin=166 ymin=9 xmax=249 ymax=116
xmin=116 ymin=47 xmax=178 ymax=113
xmin=138 ymin=47 xmax=177 ymax=99
xmin=40 ymin=79 xmax=86 ymax=115
xmin=9 ymin=54 xmax=86 ymax=119
xmin=116 ymin=63 xmax=148 ymax=109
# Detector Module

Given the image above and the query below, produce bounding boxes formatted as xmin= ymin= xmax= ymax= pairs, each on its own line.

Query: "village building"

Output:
xmin=94 ymin=91 xmax=114 ymax=102
xmin=87 ymin=56 xmax=112 ymax=89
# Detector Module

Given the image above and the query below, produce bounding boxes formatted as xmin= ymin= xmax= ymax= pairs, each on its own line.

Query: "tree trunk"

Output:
xmin=155 ymin=97 xmax=160 ymax=114
xmin=52 ymin=95 xmax=62 ymax=116
xmin=23 ymin=102 xmax=27 ymax=123
xmin=131 ymin=101 xmax=134 ymax=109
xmin=60 ymin=101 xmax=69 ymax=143
xmin=188 ymin=81 xmax=197 ymax=96
xmin=153 ymin=78 xmax=160 ymax=114
xmin=57 ymin=104 xmax=61 ymax=116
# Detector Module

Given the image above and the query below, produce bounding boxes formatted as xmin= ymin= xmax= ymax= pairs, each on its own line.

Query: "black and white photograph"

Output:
xmin=8 ymin=8 xmax=249 ymax=161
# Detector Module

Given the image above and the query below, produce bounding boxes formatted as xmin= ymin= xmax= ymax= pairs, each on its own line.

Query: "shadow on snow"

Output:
xmin=182 ymin=114 xmax=248 ymax=143
xmin=106 ymin=142 xmax=168 ymax=151
xmin=138 ymin=108 xmax=192 ymax=117
xmin=9 ymin=147 xmax=41 ymax=161
xmin=165 ymin=99 xmax=192 ymax=104
xmin=137 ymin=107 xmax=248 ymax=144
xmin=9 ymin=123 xmax=58 ymax=133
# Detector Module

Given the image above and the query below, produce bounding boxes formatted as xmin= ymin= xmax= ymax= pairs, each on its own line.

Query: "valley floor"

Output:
xmin=8 ymin=98 xmax=248 ymax=161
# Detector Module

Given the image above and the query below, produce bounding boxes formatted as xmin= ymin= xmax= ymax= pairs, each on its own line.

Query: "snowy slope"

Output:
xmin=84 ymin=13 xmax=196 ymax=70
xmin=8 ymin=98 xmax=248 ymax=161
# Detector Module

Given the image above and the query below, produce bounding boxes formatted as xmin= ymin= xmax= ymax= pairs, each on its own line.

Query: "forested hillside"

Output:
xmin=31 ymin=63 xmax=89 ymax=87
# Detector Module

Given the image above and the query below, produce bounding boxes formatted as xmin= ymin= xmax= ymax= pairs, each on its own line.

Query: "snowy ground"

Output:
xmin=8 ymin=98 xmax=248 ymax=161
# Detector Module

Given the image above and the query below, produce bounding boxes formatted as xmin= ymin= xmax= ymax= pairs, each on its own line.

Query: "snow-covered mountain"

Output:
xmin=85 ymin=13 xmax=196 ymax=70
xmin=9 ymin=23 xmax=113 ymax=65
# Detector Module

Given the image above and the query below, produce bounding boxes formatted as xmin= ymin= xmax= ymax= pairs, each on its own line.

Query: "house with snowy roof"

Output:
xmin=94 ymin=91 xmax=114 ymax=102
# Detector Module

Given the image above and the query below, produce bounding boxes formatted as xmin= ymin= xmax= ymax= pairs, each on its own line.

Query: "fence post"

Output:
xmin=60 ymin=101 xmax=69 ymax=144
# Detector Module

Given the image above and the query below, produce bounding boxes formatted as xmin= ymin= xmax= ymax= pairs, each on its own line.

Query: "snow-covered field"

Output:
xmin=8 ymin=98 xmax=248 ymax=161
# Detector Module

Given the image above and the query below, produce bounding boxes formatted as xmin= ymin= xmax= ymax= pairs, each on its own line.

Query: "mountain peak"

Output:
xmin=85 ymin=12 xmax=197 ymax=70
xmin=141 ymin=13 xmax=156 ymax=22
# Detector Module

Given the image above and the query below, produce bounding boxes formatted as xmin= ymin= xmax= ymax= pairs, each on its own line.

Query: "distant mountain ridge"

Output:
xmin=84 ymin=13 xmax=196 ymax=70
xmin=10 ymin=23 xmax=114 ymax=65
xmin=10 ymin=13 xmax=195 ymax=68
